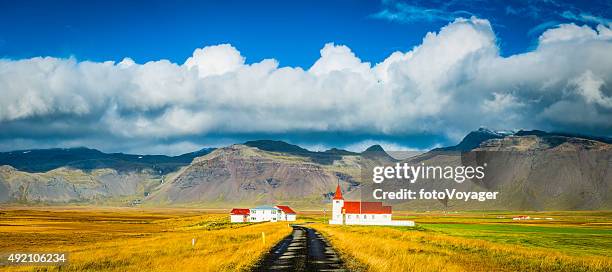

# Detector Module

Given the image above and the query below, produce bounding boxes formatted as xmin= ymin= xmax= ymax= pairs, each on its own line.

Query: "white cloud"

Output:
xmin=309 ymin=43 xmax=371 ymax=77
xmin=571 ymin=70 xmax=612 ymax=108
xmin=538 ymin=23 xmax=599 ymax=44
xmin=481 ymin=93 xmax=524 ymax=113
xmin=184 ymin=44 xmax=245 ymax=77
xmin=1 ymin=18 xmax=612 ymax=154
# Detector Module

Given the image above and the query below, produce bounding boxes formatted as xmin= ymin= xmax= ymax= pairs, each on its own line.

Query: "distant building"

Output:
xmin=229 ymin=205 xmax=297 ymax=223
xmin=230 ymin=208 xmax=250 ymax=223
xmin=276 ymin=205 xmax=297 ymax=221
xmin=329 ymin=184 xmax=414 ymax=226
xmin=250 ymin=205 xmax=281 ymax=222
xmin=512 ymin=215 xmax=531 ymax=220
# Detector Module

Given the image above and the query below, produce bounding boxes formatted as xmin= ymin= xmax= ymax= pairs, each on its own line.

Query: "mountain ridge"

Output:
xmin=0 ymin=147 xmax=215 ymax=174
xmin=0 ymin=129 xmax=610 ymax=209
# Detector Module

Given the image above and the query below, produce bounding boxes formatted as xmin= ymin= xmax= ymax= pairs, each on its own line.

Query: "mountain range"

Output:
xmin=0 ymin=129 xmax=610 ymax=210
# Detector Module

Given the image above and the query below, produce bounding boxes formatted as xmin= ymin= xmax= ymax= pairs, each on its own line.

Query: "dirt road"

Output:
xmin=253 ymin=225 xmax=346 ymax=271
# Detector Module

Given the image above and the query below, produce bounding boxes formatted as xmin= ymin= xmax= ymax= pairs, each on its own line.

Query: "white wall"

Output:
xmin=342 ymin=213 xmax=414 ymax=226
xmin=250 ymin=208 xmax=280 ymax=222
xmin=345 ymin=213 xmax=392 ymax=225
xmin=278 ymin=211 xmax=286 ymax=221
xmin=274 ymin=210 xmax=296 ymax=221
xmin=230 ymin=214 xmax=248 ymax=223
xmin=329 ymin=199 xmax=344 ymax=224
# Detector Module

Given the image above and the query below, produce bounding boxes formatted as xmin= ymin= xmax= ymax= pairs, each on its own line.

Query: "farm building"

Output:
xmin=229 ymin=205 xmax=297 ymax=223
xmin=329 ymin=184 xmax=414 ymax=226
xmin=276 ymin=205 xmax=297 ymax=221
xmin=249 ymin=205 xmax=280 ymax=222
xmin=230 ymin=208 xmax=250 ymax=223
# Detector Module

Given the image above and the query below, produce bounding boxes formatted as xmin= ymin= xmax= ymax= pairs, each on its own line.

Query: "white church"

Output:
xmin=329 ymin=184 xmax=414 ymax=226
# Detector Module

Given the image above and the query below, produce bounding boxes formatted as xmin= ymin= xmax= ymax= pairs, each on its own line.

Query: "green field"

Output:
xmin=302 ymin=210 xmax=612 ymax=271
xmin=420 ymin=223 xmax=611 ymax=257
xmin=392 ymin=211 xmax=612 ymax=257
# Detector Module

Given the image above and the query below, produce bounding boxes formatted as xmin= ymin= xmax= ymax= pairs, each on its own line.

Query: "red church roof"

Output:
xmin=343 ymin=201 xmax=392 ymax=214
xmin=276 ymin=205 xmax=296 ymax=214
xmin=333 ymin=184 xmax=344 ymax=200
xmin=230 ymin=208 xmax=250 ymax=215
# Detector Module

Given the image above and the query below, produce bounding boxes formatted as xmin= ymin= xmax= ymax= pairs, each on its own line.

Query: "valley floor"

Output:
xmin=0 ymin=206 xmax=291 ymax=272
xmin=0 ymin=207 xmax=610 ymax=272
xmin=307 ymin=211 xmax=612 ymax=271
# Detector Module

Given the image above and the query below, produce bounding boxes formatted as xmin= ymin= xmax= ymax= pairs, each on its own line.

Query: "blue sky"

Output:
xmin=0 ymin=0 xmax=611 ymax=155
xmin=2 ymin=0 xmax=609 ymax=66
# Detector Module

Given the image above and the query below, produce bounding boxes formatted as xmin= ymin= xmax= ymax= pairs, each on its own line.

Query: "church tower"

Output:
xmin=329 ymin=184 xmax=344 ymax=224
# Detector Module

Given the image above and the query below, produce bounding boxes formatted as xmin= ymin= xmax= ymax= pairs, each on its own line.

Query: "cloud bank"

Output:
xmin=1 ymin=18 xmax=611 ymax=154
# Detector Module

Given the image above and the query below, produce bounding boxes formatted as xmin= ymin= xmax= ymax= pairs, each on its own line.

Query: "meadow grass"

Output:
xmin=307 ymin=211 xmax=612 ymax=272
xmin=393 ymin=210 xmax=612 ymax=257
xmin=2 ymin=207 xmax=610 ymax=272
xmin=0 ymin=207 xmax=292 ymax=272
xmin=420 ymin=223 xmax=612 ymax=257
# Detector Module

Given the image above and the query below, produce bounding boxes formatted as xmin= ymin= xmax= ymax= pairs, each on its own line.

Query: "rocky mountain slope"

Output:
xmin=0 ymin=147 xmax=214 ymax=204
xmin=146 ymin=144 xmax=373 ymax=207
xmin=0 ymin=165 xmax=160 ymax=204
xmin=0 ymin=143 xmax=375 ymax=206
xmin=390 ymin=133 xmax=612 ymax=210
xmin=0 ymin=130 xmax=610 ymax=210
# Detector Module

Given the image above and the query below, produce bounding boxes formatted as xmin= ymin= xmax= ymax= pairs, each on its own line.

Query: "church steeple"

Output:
xmin=329 ymin=182 xmax=345 ymax=225
xmin=333 ymin=184 xmax=344 ymax=200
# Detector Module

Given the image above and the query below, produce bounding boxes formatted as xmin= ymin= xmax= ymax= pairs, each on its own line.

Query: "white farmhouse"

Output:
xmin=329 ymin=184 xmax=414 ymax=226
xmin=250 ymin=205 xmax=280 ymax=222
xmin=276 ymin=205 xmax=297 ymax=221
xmin=229 ymin=205 xmax=297 ymax=223
xmin=230 ymin=208 xmax=250 ymax=223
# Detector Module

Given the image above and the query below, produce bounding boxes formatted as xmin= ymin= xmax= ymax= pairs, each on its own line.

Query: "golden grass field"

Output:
xmin=1 ymin=208 xmax=611 ymax=272
xmin=0 ymin=207 xmax=292 ymax=272
xmin=306 ymin=211 xmax=612 ymax=272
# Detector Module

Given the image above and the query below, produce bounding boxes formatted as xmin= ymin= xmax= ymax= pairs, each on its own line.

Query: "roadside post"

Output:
xmin=262 ymin=232 xmax=266 ymax=245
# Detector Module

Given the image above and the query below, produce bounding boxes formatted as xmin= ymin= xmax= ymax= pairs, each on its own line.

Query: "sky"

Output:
xmin=0 ymin=0 xmax=611 ymax=155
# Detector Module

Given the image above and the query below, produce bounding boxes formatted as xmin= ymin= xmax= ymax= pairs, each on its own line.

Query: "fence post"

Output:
xmin=262 ymin=232 xmax=266 ymax=245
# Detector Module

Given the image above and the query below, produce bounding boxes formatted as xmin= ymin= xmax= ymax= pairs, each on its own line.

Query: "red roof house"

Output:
xmin=342 ymin=201 xmax=392 ymax=214
xmin=230 ymin=208 xmax=250 ymax=215
xmin=230 ymin=208 xmax=250 ymax=223
xmin=275 ymin=205 xmax=296 ymax=214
